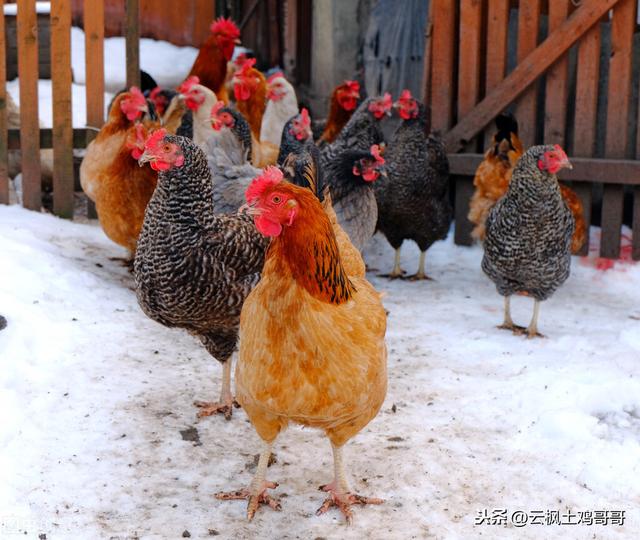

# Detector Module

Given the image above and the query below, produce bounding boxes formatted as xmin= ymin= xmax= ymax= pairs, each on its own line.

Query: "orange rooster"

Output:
xmin=319 ymin=80 xmax=361 ymax=144
xmin=216 ymin=167 xmax=387 ymax=524
xmin=80 ymin=88 xmax=184 ymax=257
xmin=188 ymin=17 xmax=240 ymax=103
xmin=469 ymin=113 xmax=586 ymax=253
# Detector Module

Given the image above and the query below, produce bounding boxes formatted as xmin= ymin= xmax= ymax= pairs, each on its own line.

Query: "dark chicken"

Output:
xmin=134 ymin=130 xmax=269 ymax=419
xmin=320 ymin=95 xmax=392 ymax=251
xmin=482 ymin=145 xmax=575 ymax=338
xmin=375 ymin=90 xmax=451 ymax=279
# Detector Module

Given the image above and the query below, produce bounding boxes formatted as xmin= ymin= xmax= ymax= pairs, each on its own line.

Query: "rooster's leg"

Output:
xmin=498 ymin=296 xmax=526 ymax=334
xmin=526 ymin=299 xmax=545 ymax=338
xmin=316 ymin=444 xmax=383 ymax=525
xmin=194 ymin=360 xmax=239 ymax=420
xmin=407 ymin=251 xmax=433 ymax=281
xmin=215 ymin=441 xmax=281 ymax=521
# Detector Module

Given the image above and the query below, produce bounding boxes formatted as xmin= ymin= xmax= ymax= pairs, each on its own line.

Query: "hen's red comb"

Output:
xmin=178 ymin=76 xmax=200 ymax=95
xmin=370 ymin=144 xmax=385 ymax=166
xmin=210 ymin=17 xmax=240 ymax=39
xmin=245 ymin=166 xmax=284 ymax=203
xmin=120 ymin=86 xmax=147 ymax=121
xmin=267 ymin=71 xmax=285 ymax=85
xmin=236 ymin=57 xmax=257 ymax=78
xmin=343 ymin=80 xmax=360 ymax=93
xmin=144 ymin=128 xmax=168 ymax=153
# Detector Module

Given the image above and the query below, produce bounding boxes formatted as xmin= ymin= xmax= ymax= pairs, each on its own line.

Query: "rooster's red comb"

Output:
xmin=245 ymin=166 xmax=284 ymax=203
xmin=210 ymin=17 xmax=240 ymax=39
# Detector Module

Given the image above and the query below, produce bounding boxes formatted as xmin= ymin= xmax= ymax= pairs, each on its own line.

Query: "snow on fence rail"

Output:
xmin=424 ymin=0 xmax=640 ymax=261
xmin=0 ymin=0 xmax=140 ymax=217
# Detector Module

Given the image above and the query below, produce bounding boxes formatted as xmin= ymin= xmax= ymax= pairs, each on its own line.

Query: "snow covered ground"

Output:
xmin=1 ymin=205 xmax=639 ymax=539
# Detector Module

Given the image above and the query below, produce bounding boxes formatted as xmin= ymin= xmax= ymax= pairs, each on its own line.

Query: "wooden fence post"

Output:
xmin=125 ymin=0 xmax=140 ymax=89
xmin=51 ymin=0 xmax=74 ymax=218
xmin=0 ymin=0 xmax=8 ymax=205
xmin=17 ymin=0 xmax=41 ymax=210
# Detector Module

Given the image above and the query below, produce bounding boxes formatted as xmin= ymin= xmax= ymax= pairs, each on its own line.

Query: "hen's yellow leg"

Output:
xmin=194 ymin=360 xmax=239 ymax=420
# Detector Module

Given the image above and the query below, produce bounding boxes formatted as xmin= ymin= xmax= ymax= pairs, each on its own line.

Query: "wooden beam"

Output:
xmin=282 ymin=0 xmax=298 ymax=81
xmin=17 ymin=0 xmax=41 ymax=210
xmin=51 ymin=0 xmax=74 ymax=218
xmin=430 ymin=0 xmax=456 ymax=132
xmin=420 ymin=0 xmax=433 ymax=107
xmin=84 ymin=0 xmax=105 ymax=134
xmin=447 ymin=154 xmax=640 ymax=185
xmin=515 ymin=0 xmax=541 ymax=148
xmin=543 ymin=0 xmax=571 ymax=146
xmin=601 ymin=0 xmax=635 ymax=258
xmin=444 ymin=0 xmax=619 ymax=153
xmin=0 ymin=0 xmax=8 ymax=205
xmin=125 ymin=0 xmax=140 ymax=89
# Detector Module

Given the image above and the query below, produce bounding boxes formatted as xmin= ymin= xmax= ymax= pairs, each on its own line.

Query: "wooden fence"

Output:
xmin=425 ymin=0 xmax=640 ymax=260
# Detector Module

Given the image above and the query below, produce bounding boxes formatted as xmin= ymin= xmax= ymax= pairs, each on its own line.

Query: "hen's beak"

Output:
xmin=234 ymin=38 xmax=241 ymax=44
xmin=562 ymin=159 xmax=573 ymax=170
xmin=238 ymin=201 xmax=262 ymax=216
xmin=138 ymin=151 xmax=151 ymax=166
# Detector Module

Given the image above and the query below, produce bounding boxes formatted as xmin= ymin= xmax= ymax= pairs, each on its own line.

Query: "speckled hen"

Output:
xmin=319 ymin=94 xmax=392 ymax=251
xmin=134 ymin=130 xmax=268 ymax=419
xmin=374 ymin=90 xmax=452 ymax=279
xmin=482 ymin=144 xmax=575 ymax=338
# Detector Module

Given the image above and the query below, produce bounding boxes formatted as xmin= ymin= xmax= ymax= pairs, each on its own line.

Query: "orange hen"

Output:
xmin=216 ymin=168 xmax=387 ymax=524
xmin=80 ymin=89 xmax=184 ymax=257
xmin=188 ymin=17 xmax=240 ymax=103
xmin=469 ymin=113 xmax=586 ymax=253
xmin=319 ymin=80 xmax=361 ymax=144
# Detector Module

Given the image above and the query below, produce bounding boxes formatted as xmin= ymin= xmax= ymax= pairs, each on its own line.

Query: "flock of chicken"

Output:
xmin=77 ymin=17 xmax=583 ymax=524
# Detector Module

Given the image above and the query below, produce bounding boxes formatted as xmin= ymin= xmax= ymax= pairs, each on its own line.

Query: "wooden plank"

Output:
xmin=17 ymin=0 xmax=41 ymax=210
xmin=601 ymin=0 xmax=635 ymax=259
xmin=483 ymin=0 xmax=509 ymax=148
xmin=51 ymin=0 xmax=74 ymax=218
xmin=430 ymin=0 xmax=456 ymax=132
xmin=454 ymin=176 xmax=474 ymax=246
xmin=572 ymin=23 xmax=601 ymax=255
xmin=8 ymin=128 xmax=90 ymax=149
xmin=0 ymin=0 xmax=8 ymax=205
xmin=543 ymin=0 xmax=570 ymax=146
xmin=282 ymin=0 xmax=297 ymax=80
xmin=420 ymin=0 xmax=433 ymax=107
xmin=457 ymin=0 xmax=482 ymax=152
xmin=515 ymin=0 xmax=541 ymax=148
xmin=447 ymin=154 xmax=640 ymax=185
xmin=444 ymin=0 xmax=617 ymax=153
xmin=125 ymin=0 xmax=140 ymax=88
xmin=266 ymin=0 xmax=280 ymax=67
xmin=633 ymin=187 xmax=640 ymax=260
xmin=84 ymin=0 xmax=105 ymax=133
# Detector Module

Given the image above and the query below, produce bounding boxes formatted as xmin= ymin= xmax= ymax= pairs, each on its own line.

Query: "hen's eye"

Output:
xmin=163 ymin=144 xmax=171 ymax=152
xmin=272 ymin=196 xmax=281 ymax=204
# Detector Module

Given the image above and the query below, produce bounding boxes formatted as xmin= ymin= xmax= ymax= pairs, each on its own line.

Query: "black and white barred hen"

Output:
xmin=319 ymin=94 xmax=392 ymax=251
xmin=481 ymin=144 xmax=574 ymax=338
xmin=134 ymin=129 xmax=269 ymax=419
xmin=374 ymin=90 xmax=451 ymax=280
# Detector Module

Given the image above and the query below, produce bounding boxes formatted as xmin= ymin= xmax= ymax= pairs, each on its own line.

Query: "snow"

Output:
xmin=3 ymin=2 xmax=51 ymax=15
xmin=1 ymin=204 xmax=639 ymax=539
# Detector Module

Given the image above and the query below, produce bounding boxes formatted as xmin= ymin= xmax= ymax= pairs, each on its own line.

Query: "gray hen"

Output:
xmin=482 ymin=144 xmax=574 ymax=338
xmin=135 ymin=132 xmax=268 ymax=419
xmin=375 ymin=92 xmax=451 ymax=279
xmin=319 ymin=95 xmax=392 ymax=251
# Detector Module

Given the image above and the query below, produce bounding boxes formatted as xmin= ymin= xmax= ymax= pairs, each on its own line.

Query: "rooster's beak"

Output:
xmin=238 ymin=201 xmax=262 ymax=216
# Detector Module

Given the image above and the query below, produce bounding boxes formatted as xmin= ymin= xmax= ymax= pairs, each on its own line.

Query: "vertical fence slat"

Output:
xmin=0 ymin=0 xmax=8 ymax=204
xmin=84 ymin=0 xmax=104 ymax=132
xmin=601 ymin=0 xmax=635 ymax=259
xmin=17 ymin=0 xmax=41 ymax=210
xmin=483 ymin=0 xmax=509 ymax=148
xmin=51 ymin=0 xmax=74 ymax=218
xmin=633 ymin=186 xmax=640 ymax=260
xmin=543 ymin=0 xmax=570 ymax=145
xmin=430 ymin=0 xmax=456 ymax=132
xmin=572 ymin=22 xmax=600 ymax=256
xmin=515 ymin=0 xmax=540 ymax=148
xmin=454 ymin=0 xmax=482 ymax=246
xmin=125 ymin=0 xmax=140 ymax=88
